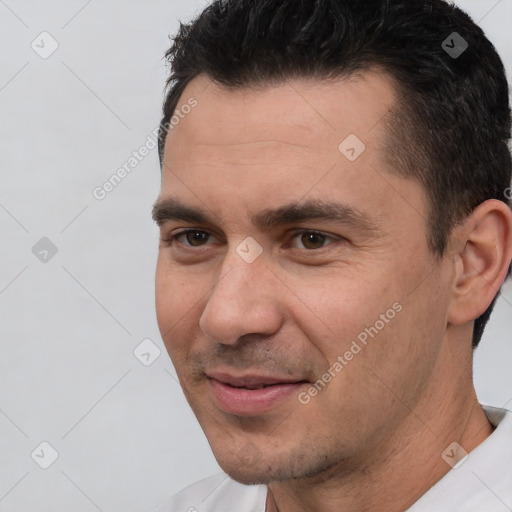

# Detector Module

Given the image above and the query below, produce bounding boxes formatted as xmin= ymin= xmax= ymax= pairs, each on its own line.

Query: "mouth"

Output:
xmin=207 ymin=371 xmax=308 ymax=387
xmin=206 ymin=371 xmax=310 ymax=415
xmin=231 ymin=383 xmax=284 ymax=390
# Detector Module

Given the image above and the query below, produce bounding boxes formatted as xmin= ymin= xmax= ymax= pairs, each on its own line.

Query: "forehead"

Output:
xmin=165 ymin=72 xmax=397 ymax=157
xmin=159 ymin=72 xmax=428 ymax=239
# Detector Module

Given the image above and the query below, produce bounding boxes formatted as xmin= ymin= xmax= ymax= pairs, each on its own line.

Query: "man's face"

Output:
xmin=154 ymin=73 xmax=453 ymax=484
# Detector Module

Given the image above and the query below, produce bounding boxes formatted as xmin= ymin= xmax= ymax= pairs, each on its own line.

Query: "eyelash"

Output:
xmin=162 ymin=229 xmax=340 ymax=251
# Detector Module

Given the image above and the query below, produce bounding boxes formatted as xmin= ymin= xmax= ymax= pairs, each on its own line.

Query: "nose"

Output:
xmin=198 ymin=251 xmax=283 ymax=345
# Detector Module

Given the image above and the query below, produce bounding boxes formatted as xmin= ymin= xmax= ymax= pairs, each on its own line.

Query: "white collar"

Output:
xmin=406 ymin=405 xmax=512 ymax=511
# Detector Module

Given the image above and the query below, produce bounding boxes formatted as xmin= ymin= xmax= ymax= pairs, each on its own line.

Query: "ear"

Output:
xmin=448 ymin=199 xmax=512 ymax=326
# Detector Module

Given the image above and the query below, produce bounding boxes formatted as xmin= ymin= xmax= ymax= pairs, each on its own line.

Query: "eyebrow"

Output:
xmin=152 ymin=197 xmax=379 ymax=234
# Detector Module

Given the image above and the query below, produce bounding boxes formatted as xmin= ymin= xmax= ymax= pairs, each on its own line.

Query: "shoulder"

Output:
xmin=153 ymin=472 xmax=268 ymax=512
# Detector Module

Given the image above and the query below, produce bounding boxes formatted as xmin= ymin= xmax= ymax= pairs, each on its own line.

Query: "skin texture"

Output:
xmin=154 ymin=73 xmax=512 ymax=512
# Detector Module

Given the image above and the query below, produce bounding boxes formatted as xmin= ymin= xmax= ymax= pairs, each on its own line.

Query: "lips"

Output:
xmin=206 ymin=371 xmax=309 ymax=415
xmin=207 ymin=371 xmax=307 ymax=389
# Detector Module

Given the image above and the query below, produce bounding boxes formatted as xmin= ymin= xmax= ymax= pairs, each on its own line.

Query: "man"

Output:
xmin=152 ymin=0 xmax=512 ymax=510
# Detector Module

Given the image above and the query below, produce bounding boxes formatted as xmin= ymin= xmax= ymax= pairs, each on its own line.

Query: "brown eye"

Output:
xmin=300 ymin=232 xmax=327 ymax=249
xmin=184 ymin=231 xmax=210 ymax=246
xmin=288 ymin=230 xmax=337 ymax=250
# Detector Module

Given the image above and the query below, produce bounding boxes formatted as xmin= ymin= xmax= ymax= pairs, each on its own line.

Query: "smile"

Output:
xmin=207 ymin=372 xmax=309 ymax=415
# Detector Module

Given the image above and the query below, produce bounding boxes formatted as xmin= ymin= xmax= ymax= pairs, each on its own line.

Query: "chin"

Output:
xmin=213 ymin=434 xmax=355 ymax=487
xmin=212 ymin=445 xmax=323 ymax=486
xmin=219 ymin=461 xmax=294 ymax=486
xmin=210 ymin=445 xmax=288 ymax=485
xmin=224 ymin=469 xmax=273 ymax=486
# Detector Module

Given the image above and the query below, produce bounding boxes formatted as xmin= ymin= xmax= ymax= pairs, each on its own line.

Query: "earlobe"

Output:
xmin=448 ymin=199 xmax=512 ymax=326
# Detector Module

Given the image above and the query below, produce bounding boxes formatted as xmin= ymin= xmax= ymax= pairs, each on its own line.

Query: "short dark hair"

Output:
xmin=158 ymin=0 xmax=512 ymax=348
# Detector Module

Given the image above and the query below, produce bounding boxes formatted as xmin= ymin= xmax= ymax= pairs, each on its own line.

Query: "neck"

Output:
xmin=265 ymin=335 xmax=493 ymax=512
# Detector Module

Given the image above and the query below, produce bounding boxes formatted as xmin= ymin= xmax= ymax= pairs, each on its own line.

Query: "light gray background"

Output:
xmin=0 ymin=1 xmax=511 ymax=511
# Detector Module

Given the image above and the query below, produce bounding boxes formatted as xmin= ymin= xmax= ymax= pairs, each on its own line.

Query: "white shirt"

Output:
xmin=155 ymin=406 xmax=512 ymax=512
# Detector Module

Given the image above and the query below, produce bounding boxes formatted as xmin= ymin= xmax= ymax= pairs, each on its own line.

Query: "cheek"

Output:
xmin=155 ymin=257 xmax=202 ymax=353
xmin=349 ymin=271 xmax=449 ymax=402
xmin=285 ymin=268 xmax=396 ymax=359
xmin=155 ymin=259 xmax=175 ymax=332
xmin=287 ymin=258 xmax=444 ymax=392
